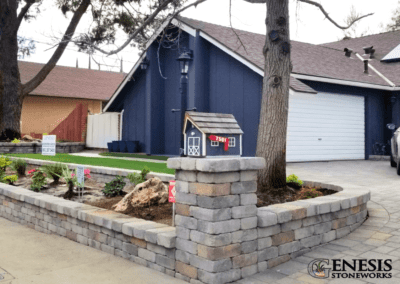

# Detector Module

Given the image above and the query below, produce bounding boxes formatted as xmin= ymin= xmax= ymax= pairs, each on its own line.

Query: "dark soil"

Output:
xmin=256 ymin=185 xmax=337 ymax=207
xmin=86 ymin=197 xmax=173 ymax=226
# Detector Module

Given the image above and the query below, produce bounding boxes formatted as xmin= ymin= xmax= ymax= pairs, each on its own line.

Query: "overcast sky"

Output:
xmin=19 ymin=0 xmax=398 ymax=73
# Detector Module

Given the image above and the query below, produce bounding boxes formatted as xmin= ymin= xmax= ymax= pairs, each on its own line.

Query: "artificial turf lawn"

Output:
xmin=4 ymin=153 xmax=175 ymax=175
xmin=99 ymin=152 xmax=169 ymax=161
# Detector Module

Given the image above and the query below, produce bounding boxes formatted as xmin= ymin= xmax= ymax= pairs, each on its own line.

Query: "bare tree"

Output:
xmin=341 ymin=6 xmax=373 ymax=40
xmin=241 ymin=0 xmax=373 ymax=191
xmin=387 ymin=0 xmax=400 ymax=31
xmin=0 ymin=0 xmax=206 ymax=140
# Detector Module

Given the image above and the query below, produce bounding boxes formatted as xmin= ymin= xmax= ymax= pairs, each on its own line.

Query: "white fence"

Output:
xmin=86 ymin=112 xmax=120 ymax=148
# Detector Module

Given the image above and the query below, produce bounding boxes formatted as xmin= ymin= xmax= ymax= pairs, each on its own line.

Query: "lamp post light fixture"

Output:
xmin=177 ymin=50 xmax=193 ymax=76
xmin=140 ymin=57 xmax=149 ymax=70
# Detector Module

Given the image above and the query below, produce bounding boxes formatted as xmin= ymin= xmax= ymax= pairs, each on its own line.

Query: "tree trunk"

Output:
xmin=256 ymin=0 xmax=291 ymax=191
xmin=0 ymin=0 xmax=22 ymax=140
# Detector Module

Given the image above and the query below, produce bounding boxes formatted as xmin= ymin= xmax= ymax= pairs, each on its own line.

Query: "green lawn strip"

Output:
xmin=4 ymin=154 xmax=175 ymax=175
xmin=99 ymin=152 xmax=169 ymax=161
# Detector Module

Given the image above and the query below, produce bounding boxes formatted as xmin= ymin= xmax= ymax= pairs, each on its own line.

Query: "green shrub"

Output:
xmin=0 ymin=155 xmax=12 ymax=171
xmin=102 ymin=175 xmax=126 ymax=197
xmin=0 ymin=170 xmax=5 ymax=183
xmin=3 ymin=175 xmax=18 ymax=185
xmin=41 ymin=163 xmax=64 ymax=183
xmin=286 ymin=174 xmax=303 ymax=187
xmin=10 ymin=159 xmax=27 ymax=176
xmin=29 ymin=169 xmax=47 ymax=192
xmin=127 ymin=166 xmax=150 ymax=185
xmin=11 ymin=138 xmax=20 ymax=143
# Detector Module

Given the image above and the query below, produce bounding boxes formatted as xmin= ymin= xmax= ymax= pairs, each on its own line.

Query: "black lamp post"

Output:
xmin=176 ymin=50 xmax=193 ymax=155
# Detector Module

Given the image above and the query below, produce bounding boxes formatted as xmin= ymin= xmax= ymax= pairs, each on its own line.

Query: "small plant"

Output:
xmin=11 ymin=138 xmax=20 ymax=143
xmin=10 ymin=159 xmax=27 ymax=176
xmin=286 ymin=174 xmax=303 ymax=187
xmin=40 ymin=163 xmax=64 ymax=183
xmin=3 ymin=175 xmax=18 ymax=185
xmin=127 ymin=166 xmax=150 ymax=185
xmin=0 ymin=170 xmax=5 ymax=183
xmin=53 ymin=165 xmax=91 ymax=199
xmin=102 ymin=175 xmax=126 ymax=197
xmin=305 ymin=188 xmax=319 ymax=199
xmin=0 ymin=155 xmax=12 ymax=171
xmin=28 ymin=169 xmax=47 ymax=192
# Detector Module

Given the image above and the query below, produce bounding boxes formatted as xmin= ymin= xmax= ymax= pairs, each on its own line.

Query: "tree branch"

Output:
xmin=15 ymin=0 xmax=35 ymax=32
xmin=21 ymin=0 xmax=91 ymax=96
xmin=229 ymin=0 xmax=247 ymax=54
xmin=298 ymin=0 xmax=374 ymax=29
xmin=82 ymin=0 xmax=208 ymax=56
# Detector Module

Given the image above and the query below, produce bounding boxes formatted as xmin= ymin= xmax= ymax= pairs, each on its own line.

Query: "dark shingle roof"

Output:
xmin=185 ymin=111 xmax=244 ymax=134
xmin=178 ymin=17 xmax=399 ymax=88
xmin=321 ymin=31 xmax=400 ymax=86
xmin=19 ymin=61 xmax=126 ymax=101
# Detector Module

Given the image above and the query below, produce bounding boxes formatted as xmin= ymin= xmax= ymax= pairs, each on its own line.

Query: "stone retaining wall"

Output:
xmin=0 ymin=142 xmax=85 ymax=154
xmin=0 ymin=157 xmax=371 ymax=284
xmin=0 ymin=183 xmax=178 ymax=278
xmin=167 ymin=157 xmax=370 ymax=284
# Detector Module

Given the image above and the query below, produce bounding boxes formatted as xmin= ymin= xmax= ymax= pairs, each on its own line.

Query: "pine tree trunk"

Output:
xmin=0 ymin=0 xmax=22 ymax=140
xmin=256 ymin=0 xmax=291 ymax=191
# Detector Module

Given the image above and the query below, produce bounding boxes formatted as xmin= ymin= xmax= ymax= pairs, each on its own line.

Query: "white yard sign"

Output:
xmin=42 ymin=135 xmax=56 ymax=156
xmin=76 ymin=166 xmax=85 ymax=186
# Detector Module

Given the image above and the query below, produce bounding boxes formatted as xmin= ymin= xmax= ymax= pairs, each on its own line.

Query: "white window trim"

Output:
xmin=229 ymin=137 xmax=236 ymax=147
xmin=211 ymin=141 xmax=219 ymax=147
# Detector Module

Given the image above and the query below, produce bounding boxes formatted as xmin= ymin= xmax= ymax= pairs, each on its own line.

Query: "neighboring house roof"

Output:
xmin=184 ymin=111 xmax=244 ymax=134
xmin=321 ymin=30 xmax=400 ymax=87
xmin=19 ymin=61 xmax=126 ymax=101
xmin=178 ymin=16 xmax=399 ymax=88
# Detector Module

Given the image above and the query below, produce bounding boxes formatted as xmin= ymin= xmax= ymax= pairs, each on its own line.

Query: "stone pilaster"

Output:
xmin=167 ymin=157 xmax=265 ymax=284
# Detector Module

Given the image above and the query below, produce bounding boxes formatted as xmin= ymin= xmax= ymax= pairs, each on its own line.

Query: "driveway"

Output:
xmin=237 ymin=160 xmax=400 ymax=283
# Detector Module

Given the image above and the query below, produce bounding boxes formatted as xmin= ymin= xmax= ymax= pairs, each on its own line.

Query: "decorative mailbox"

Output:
xmin=183 ymin=111 xmax=243 ymax=157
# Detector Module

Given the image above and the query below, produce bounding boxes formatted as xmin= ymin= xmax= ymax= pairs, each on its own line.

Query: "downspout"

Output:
xmin=120 ymin=109 xmax=124 ymax=141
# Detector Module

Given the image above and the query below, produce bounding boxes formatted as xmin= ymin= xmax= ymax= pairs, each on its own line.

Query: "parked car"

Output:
xmin=388 ymin=124 xmax=400 ymax=175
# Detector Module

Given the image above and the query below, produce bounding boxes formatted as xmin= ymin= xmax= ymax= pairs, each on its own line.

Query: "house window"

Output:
xmin=211 ymin=141 xmax=219 ymax=147
xmin=229 ymin=137 xmax=236 ymax=147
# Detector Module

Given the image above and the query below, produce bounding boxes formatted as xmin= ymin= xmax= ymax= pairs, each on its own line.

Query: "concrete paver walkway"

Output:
xmin=236 ymin=160 xmax=400 ymax=284
xmin=0 ymin=217 xmax=186 ymax=284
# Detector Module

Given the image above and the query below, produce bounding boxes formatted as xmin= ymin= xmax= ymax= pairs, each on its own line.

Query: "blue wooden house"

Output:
xmin=183 ymin=111 xmax=243 ymax=157
xmin=104 ymin=16 xmax=400 ymax=161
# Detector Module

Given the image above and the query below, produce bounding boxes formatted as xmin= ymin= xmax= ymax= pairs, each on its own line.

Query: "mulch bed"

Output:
xmin=86 ymin=197 xmax=173 ymax=226
xmin=4 ymin=167 xmax=335 ymax=226
xmin=256 ymin=182 xmax=336 ymax=207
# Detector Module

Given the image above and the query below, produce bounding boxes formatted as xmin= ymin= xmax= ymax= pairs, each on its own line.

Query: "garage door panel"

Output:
xmin=287 ymin=91 xmax=365 ymax=162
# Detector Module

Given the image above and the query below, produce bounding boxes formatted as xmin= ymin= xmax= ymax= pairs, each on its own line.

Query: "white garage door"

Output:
xmin=287 ymin=92 xmax=365 ymax=162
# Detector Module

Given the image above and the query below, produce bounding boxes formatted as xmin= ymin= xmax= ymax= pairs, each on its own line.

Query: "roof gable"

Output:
xmin=184 ymin=111 xmax=244 ymax=134
xmin=20 ymin=61 xmax=126 ymax=101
